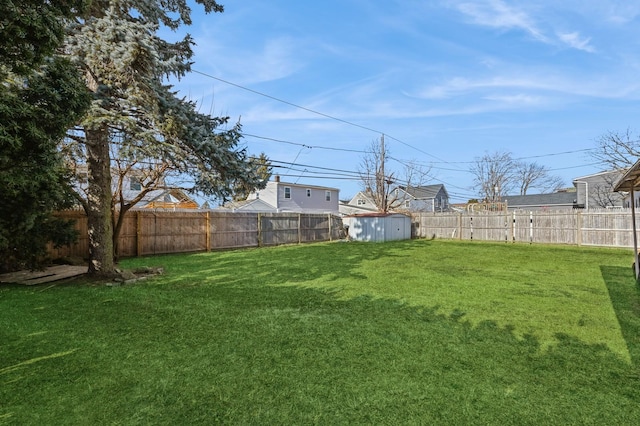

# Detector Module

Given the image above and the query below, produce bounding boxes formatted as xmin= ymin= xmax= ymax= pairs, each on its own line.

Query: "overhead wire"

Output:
xmin=195 ymin=70 xmax=607 ymax=172
xmin=188 ymin=70 xmax=608 ymax=199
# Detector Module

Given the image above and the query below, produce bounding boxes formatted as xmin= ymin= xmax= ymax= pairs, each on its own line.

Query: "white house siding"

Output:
xmin=247 ymin=179 xmax=339 ymax=214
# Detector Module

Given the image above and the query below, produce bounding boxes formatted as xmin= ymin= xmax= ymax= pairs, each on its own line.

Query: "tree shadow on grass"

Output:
xmin=601 ymin=265 xmax=640 ymax=366
xmin=138 ymin=240 xmax=422 ymax=288
xmin=3 ymin=258 xmax=640 ymax=424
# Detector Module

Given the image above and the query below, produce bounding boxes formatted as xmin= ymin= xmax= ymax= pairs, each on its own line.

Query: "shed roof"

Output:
xmin=344 ymin=212 xmax=410 ymax=218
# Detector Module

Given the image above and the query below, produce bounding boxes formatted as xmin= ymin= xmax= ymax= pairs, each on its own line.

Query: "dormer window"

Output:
xmin=325 ymin=191 xmax=331 ymax=201
xmin=284 ymin=187 xmax=291 ymax=199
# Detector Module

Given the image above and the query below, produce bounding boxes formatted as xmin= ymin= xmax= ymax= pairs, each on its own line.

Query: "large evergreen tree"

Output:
xmin=0 ymin=1 xmax=90 ymax=272
xmin=62 ymin=1 xmax=267 ymax=276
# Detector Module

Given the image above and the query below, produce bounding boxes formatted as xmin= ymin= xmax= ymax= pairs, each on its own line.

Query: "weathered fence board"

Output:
xmin=49 ymin=210 xmax=343 ymax=259
xmin=411 ymin=209 xmax=640 ymax=248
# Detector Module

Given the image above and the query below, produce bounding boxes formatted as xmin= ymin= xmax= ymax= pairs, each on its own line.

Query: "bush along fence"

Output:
xmin=48 ymin=210 xmax=345 ymax=259
xmin=410 ymin=209 xmax=639 ymax=248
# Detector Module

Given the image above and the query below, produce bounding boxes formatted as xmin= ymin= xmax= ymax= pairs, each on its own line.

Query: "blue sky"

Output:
xmin=167 ymin=0 xmax=640 ymax=202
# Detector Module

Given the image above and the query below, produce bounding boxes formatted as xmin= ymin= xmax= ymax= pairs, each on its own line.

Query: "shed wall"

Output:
xmin=345 ymin=214 xmax=411 ymax=242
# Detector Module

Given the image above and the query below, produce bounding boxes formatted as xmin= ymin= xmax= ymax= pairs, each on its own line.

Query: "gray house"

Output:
xmin=236 ymin=176 xmax=340 ymax=214
xmin=572 ymin=169 xmax=626 ymax=209
xmin=394 ymin=184 xmax=449 ymax=212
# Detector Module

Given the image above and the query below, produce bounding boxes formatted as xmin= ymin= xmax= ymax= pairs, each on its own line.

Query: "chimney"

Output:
xmin=274 ymin=175 xmax=280 ymax=183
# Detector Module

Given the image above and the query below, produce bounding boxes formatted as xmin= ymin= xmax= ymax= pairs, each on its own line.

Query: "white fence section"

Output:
xmin=411 ymin=209 xmax=638 ymax=248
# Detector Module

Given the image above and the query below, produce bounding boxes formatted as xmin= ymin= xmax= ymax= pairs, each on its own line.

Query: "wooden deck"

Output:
xmin=0 ymin=265 xmax=87 ymax=285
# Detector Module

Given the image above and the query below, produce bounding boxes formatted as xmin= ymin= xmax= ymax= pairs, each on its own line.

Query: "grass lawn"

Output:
xmin=1 ymin=239 xmax=640 ymax=424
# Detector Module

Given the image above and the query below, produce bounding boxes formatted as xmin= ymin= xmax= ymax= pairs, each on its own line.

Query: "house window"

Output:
xmin=325 ymin=191 xmax=331 ymax=201
xmin=306 ymin=189 xmax=311 ymax=197
xmin=284 ymin=187 xmax=291 ymax=199
xmin=405 ymin=200 xmax=410 ymax=208
xmin=130 ymin=177 xmax=141 ymax=191
xmin=357 ymin=199 xmax=366 ymax=205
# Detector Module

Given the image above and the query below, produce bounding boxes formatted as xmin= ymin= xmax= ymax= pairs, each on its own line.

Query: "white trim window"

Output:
xmin=325 ymin=191 xmax=331 ymax=201
xmin=357 ymin=198 xmax=366 ymax=205
xmin=284 ymin=187 xmax=291 ymax=199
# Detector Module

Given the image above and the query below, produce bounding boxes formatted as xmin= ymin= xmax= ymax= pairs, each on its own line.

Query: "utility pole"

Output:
xmin=378 ymin=134 xmax=386 ymax=212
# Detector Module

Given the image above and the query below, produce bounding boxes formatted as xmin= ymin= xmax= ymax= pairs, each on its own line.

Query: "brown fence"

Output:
xmin=49 ymin=210 xmax=344 ymax=259
xmin=411 ymin=209 xmax=639 ymax=248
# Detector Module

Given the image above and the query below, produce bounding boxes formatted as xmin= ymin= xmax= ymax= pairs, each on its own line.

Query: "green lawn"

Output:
xmin=1 ymin=240 xmax=640 ymax=424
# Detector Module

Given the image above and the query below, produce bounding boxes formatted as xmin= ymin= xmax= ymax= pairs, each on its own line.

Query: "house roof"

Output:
xmin=269 ymin=179 xmax=339 ymax=192
xmin=219 ymin=198 xmax=276 ymax=212
xmin=121 ymin=187 xmax=197 ymax=207
xmin=398 ymin=184 xmax=446 ymax=199
xmin=502 ymin=192 xmax=576 ymax=208
xmin=339 ymin=200 xmax=378 ymax=215
xmin=573 ymin=169 xmax=626 ymax=182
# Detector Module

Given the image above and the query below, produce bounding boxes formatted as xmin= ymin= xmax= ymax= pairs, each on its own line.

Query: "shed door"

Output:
xmin=390 ymin=218 xmax=405 ymax=240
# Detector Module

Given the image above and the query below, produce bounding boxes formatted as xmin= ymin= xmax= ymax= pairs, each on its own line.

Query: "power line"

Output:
xmin=191 ymin=69 xmax=444 ymax=161
xmin=243 ymin=133 xmax=367 ymax=153
xmin=192 ymin=70 xmax=384 ymax=135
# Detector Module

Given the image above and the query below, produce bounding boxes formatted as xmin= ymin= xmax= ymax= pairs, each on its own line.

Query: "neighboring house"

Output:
xmin=502 ymin=191 xmax=577 ymax=211
xmin=75 ymin=167 xmax=199 ymax=209
xmin=119 ymin=174 xmax=199 ymax=209
xmin=125 ymin=188 xmax=199 ymax=210
xmin=233 ymin=176 xmax=340 ymax=214
xmin=217 ymin=198 xmax=278 ymax=213
xmin=393 ymin=184 xmax=450 ymax=213
xmin=572 ymin=169 xmax=626 ymax=209
xmin=341 ymin=191 xmax=379 ymax=216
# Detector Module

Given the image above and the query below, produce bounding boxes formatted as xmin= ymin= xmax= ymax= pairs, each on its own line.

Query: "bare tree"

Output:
xmin=470 ymin=151 xmax=516 ymax=201
xmin=514 ymin=162 xmax=564 ymax=195
xmin=591 ymin=128 xmax=640 ymax=170
xmin=358 ymin=137 xmax=396 ymax=212
xmin=358 ymin=136 xmax=431 ymax=212
xmin=591 ymin=173 xmax=624 ymax=208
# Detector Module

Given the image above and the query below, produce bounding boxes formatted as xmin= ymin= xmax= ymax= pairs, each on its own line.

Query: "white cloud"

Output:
xmin=455 ymin=0 xmax=547 ymax=42
xmin=557 ymin=31 xmax=595 ymax=53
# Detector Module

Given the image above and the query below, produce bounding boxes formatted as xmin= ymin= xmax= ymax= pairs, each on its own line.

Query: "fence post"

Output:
xmin=136 ymin=210 xmax=142 ymax=257
xmin=206 ymin=211 xmax=211 ymax=252
xmin=328 ymin=214 xmax=333 ymax=241
xmin=257 ymin=213 xmax=262 ymax=247
xmin=529 ymin=212 xmax=533 ymax=244
xmin=512 ymin=211 xmax=516 ymax=243
xmin=298 ymin=214 xmax=302 ymax=244
xmin=577 ymin=211 xmax=582 ymax=246
xmin=504 ymin=210 xmax=508 ymax=243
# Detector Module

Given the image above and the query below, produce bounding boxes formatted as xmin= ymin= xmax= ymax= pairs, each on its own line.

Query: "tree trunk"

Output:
xmin=85 ymin=127 xmax=116 ymax=277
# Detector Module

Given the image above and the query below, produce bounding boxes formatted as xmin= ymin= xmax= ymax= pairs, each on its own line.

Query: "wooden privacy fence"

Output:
xmin=411 ymin=209 xmax=639 ymax=248
xmin=49 ymin=210 xmax=344 ymax=259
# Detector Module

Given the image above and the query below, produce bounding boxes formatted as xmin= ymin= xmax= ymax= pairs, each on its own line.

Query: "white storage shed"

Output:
xmin=343 ymin=213 xmax=412 ymax=242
